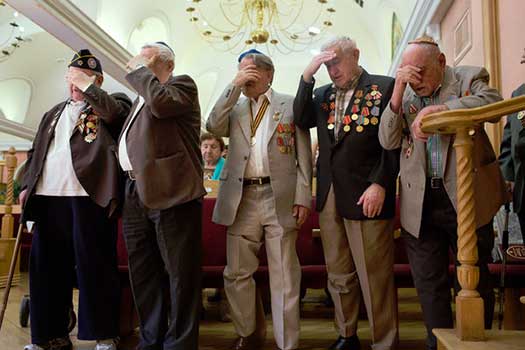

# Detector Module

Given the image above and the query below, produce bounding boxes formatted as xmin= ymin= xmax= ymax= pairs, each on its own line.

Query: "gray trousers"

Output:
xmin=122 ymin=179 xmax=202 ymax=350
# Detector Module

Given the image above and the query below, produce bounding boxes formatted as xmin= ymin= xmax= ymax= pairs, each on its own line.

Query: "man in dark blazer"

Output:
xmin=119 ymin=42 xmax=205 ymax=350
xmin=20 ymin=49 xmax=131 ymax=350
xmin=499 ymin=49 xmax=525 ymax=243
xmin=294 ymin=37 xmax=399 ymax=350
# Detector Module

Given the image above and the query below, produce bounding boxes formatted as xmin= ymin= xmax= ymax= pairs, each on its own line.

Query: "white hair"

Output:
xmin=321 ymin=36 xmax=357 ymax=55
xmin=141 ymin=42 xmax=175 ymax=62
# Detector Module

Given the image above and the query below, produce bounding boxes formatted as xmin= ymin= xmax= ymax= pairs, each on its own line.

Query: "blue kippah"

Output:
xmin=238 ymin=48 xmax=263 ymax=62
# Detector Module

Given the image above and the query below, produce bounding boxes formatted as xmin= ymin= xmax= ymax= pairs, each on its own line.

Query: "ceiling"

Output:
xmin=0 ymin=0 xmax=418 ymax=148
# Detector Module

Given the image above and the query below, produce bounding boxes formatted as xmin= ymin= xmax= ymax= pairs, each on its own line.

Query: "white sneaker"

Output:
xmin=95 ymin=338 xmax=118 ymax=350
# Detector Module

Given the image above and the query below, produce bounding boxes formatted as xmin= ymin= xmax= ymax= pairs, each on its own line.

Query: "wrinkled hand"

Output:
xmin=396 ymin=64 xmax=422 ymax=87
xmin=19 ymin=189 xmax=27 ymax=207
xmin=357 ymin=183 xmax=385 ymax=218
xmin=126 ymin=54 xmax=152 ymax=72
xmin=66 ymin=69 xmax=96 ymax=92
xmin=411 ymin=104 xmax=449 ymax=142
xmin=293 ymin=205 xmax=310 ymax=227
xmin=303 ymin=51 xmax=337 ymax=83
xmin=506 ymin=181 xmax=515 ymax=195
xmin=233 ymin=64 xmax=261 ymax=87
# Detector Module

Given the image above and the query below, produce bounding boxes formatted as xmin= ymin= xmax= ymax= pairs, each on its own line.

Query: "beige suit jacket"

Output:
xmin=379 ymin=66 xmax=508 ymax=237
xmin=206 ymin=84 xmax=312 ymax=228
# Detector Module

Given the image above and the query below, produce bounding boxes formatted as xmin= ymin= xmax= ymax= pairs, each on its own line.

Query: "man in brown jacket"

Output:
xmin=379 ymin=36 xmax=507 ymax=350
xmin=119 ymin=42 xmax=205 ymax=350
xmin=21 ymin=49 xmax=131 ymax=350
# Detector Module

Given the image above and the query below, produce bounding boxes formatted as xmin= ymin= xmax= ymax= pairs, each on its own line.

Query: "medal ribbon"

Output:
xmin=250 ymin=97 xmax=270 ymax=138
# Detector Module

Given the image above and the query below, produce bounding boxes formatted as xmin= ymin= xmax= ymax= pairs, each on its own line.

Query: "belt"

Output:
xmin=243 ymin=177 xmax=270 ymax=186
xmin=126 ymin=170 xmax=136 ymax=181
xmin=428 ymin=177 xmax=443 ymax=189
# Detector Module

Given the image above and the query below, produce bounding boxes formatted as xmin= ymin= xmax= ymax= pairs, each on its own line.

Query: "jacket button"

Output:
xmin=238 ymin=178 xmax=242 ymax=182
xmin=407 ymin=183 xmax=411 ymax=189
xmin=244 ymin=156 xmax=248 ymax=160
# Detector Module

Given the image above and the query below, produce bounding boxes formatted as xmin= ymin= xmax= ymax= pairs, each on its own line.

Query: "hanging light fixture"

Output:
xmin=185 ymin=0 xmax=336 ymax=55
xmin=0 ymin=1 xmax=29 ymax=63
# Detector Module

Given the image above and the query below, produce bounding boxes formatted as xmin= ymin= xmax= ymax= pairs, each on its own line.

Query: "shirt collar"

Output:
xmin=250 ymin=87 xmax=273 ymax=106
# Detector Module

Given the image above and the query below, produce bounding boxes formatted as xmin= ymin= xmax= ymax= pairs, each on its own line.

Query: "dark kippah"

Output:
xmin=238 ymin=48 xmax=264 ymax=62
xmin=155 ymin=41 xmax=174 ymax=54
xmin=68 ymin=49 xmax=102 ymax=74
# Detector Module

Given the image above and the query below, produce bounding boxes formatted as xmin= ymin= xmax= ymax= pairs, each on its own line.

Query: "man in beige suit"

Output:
xmin=379 ymin=36 xmax=507 ymax=350
xmin=207 ymin=49 xmax=312 ymax=350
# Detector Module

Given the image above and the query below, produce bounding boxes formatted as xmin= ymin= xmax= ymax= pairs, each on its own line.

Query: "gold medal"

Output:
xmin=343 ymin=125 xmax=351 ymax=132
xmin=250 ymin=136 xmax=257 ymax=146
xmin=374 ymin=99 xmax=381 ymax=106
xmin=273 ymin=112 xmax=280 ymax=121
xmin=327 ymin=124 xmax=335 ymax=130
xmin=351 ymin=114 xmax=359 ymax=121
xmin=366 ymin=101 xmax=373 ymax=107
xmin=356 ymin=125 xmax=364 ymax=133
xmin=371 ymin=90 xmax=377 ymax=97
xmin=363 ymin=117 xmax=370 ymax=126
xmin=518 ymin=111 xmax=525 ymax=120
xmin=353 ymin=98 xmax=361 ymax=104
xmin=371 ymin=117 xmax=379 ymax=125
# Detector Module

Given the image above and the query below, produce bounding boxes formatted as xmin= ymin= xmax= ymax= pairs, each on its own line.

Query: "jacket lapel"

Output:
xmin=236 ymin=98 xmax=252 ymax=143
xmin=267 ymin=92 xmax=286 ymax=145
xmin=119 ymin=97 xmax=145 ymax=143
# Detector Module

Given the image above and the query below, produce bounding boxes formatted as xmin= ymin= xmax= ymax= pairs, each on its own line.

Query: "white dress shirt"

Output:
xmin=244 ymin=88 xmax=273 ymax=178
xmin=118 ymin=96 xmax=145 ymax=171
xmin=36 ymin=100 xmax=89 ymax=196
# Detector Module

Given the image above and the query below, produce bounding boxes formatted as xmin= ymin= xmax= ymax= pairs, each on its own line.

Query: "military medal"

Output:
xmin=355 ymin=90 xmax=364 ymax=98
xmin=517 ymin=111 xmax=525 ymax=120
xmin=273 ymin=112 xmax=281 ymax=121
xmin=366 ymin=101 xmax=373 ymax=107
xmin=371 ymin=117 xmax=379 ymax=125
xmin=354 ymin=98 xmax=361 ymax=104
xmin=351 ymin=113 xmax=359 ymax=121
xmin=363 ymin=117 xmax=370 ymax=126
xmin=356 ymin=125 xmax=364 ymax=133
xmin=342 ymin=115 xmax=351 ymax=132
xmin=409 ymin=103 xmax=418 ymax=114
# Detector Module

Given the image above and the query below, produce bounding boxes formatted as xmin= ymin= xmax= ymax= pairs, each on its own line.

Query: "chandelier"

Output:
xmin=185 ymin=0 xmax=336 ymax=55
xmin=0 ymin=1 xmax=29 ymax=63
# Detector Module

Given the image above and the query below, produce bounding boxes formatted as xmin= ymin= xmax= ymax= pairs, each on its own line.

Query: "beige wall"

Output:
xmin=440 ymin=0 xmax=485 ymax=68
xmin=499 ymin=0 xmax=525 ymax=99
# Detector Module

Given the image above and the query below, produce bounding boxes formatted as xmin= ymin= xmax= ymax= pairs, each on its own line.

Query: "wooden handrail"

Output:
xmin=422 ymin=95 xmax=525 ymax=134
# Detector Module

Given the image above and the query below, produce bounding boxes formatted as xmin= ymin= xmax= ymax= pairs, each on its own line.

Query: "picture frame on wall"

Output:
xmin=391 ymin=12 xmax=403 ymax=60
xmin=454 ymin=8 xmax=472 ymax=65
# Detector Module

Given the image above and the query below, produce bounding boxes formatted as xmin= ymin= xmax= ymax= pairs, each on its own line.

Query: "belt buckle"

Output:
xmin=256 ymin=178 xmax=263 ymax=185
xmin=430 ymin=177 xmax=441 ymax=189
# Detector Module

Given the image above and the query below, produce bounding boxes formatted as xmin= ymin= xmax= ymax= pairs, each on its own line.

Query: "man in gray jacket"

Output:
xmin=207 ymin=50 xmax=312 ymax=350
xmin=379 ymin=36 xmax=507 ymax=350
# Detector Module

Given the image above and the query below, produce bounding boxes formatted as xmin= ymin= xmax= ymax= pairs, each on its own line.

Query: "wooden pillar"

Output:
xmin=482 ymin=0 xmax=503 ymax=154
xmin=454 ymin=128 xmax=485 ymax=341
xmin=1 ymin=147 xmax=16 ymax=239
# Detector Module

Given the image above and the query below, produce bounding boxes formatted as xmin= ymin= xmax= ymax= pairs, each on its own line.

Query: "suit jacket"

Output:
xmin=379 ymin=65 xmax=508 ymax=237
xmin=121 ymin=67 xmax=206 ymax=210
xmin=499 ymin=84 xmax=525 ymax=213
xmin=206 ymin=84 xmax=312 ymax=228
xmin=22 ymin=85 xmax=131 ymax=221
xmin=293 ymin=69 xmax=400 ymax=220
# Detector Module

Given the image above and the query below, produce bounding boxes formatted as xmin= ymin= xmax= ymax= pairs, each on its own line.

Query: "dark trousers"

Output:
xmin=122 ymin=179 xmax=202 ymax=350
xmin=402 ymin=181 xmax=495 ymax=350
xmin=516 ymin=209 xmax=525 ymax=243
xmin=29 ymin=196 xmax=120 ymax=344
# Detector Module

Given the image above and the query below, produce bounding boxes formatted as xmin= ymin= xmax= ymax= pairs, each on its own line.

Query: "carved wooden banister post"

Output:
xmin=421 ymin=95 xmax=525 ymax=342
xmin=1 ymin=147 xmax=17 ymax=239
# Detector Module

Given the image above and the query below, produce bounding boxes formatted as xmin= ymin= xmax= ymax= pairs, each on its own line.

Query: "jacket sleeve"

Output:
xmin=294 ymin=124 xmax=313 ymax=208
xmin=369 ymin=79 xmax=401 ymax=187
xmin=499 ymin=116 xmax=514 ymax=182
xmin=206 ymin=83 xmax=242 ymax=138
xmin=293 ymin=76 xmax=317 ymax=130
xmin=379 ymin=103 xmax=404 ymax=150
xmin=443 ymin=67 xmax=503 ymax=122
xmin=83 ymin=85 xmax=132 ymax=126
xmin=126 ymin=67 xmax=198 ymax=119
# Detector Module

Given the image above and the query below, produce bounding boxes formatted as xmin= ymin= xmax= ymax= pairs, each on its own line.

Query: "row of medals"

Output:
xmin=327 ymin=88 xmax=382 ymax=133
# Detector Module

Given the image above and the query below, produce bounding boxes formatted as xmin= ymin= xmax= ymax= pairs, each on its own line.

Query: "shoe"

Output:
xmin=24 ymin=337 xmax=72 ymax=350
xmin=328 ymin=335 xmax=361 ymax=350
xmin=95 ymin=338 xmax=119 ymax=350
xmin=231 ymin=332 xmax=263 ymax=350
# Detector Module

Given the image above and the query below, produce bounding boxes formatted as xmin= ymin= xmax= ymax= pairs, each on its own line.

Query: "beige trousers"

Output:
xmin=223 ymin=183 xmax=301 ymax=350
xmin=319 ymin=185 xmax=398 ymax=350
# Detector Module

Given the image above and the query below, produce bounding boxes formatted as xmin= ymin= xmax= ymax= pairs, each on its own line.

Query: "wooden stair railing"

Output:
xmin=421 ymin=95 xmax=525 ymax=345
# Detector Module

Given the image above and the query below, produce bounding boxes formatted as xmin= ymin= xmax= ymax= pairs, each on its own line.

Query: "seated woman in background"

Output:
xmin=201 ymin=132 xmax=226 ymax=180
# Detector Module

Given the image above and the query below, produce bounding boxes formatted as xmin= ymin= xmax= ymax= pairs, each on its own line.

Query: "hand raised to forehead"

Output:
xmin=396 ymin=64 xmax=422 ymax=86
xmin=66 ymin=69 xmax=96 ymax=91
xmin=126 ymin=54 xmax=153 ymax=72
xmin=303 ymin=50 xmax=337 ymax=83
xmin=233 ymin=64 xmax=261 ymax=87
